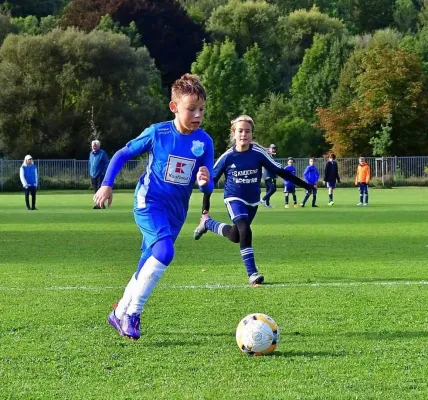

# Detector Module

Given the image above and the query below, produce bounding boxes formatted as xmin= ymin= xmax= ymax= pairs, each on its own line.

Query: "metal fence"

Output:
xmin=1 ymin=156 xmax=428 ymax=191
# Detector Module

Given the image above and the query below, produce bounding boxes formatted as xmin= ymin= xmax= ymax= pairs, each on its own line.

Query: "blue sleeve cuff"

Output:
xmin=199 ymin=179 xmax=214 ymax=194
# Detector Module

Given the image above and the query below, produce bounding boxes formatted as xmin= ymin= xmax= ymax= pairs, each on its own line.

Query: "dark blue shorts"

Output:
xmin=284 ymin=184 xmax=296 ymax=194
xmin=327 ymin=182 xmax=336 ymax=189
xmin=224 ymin=199 xmax=258 ymax=224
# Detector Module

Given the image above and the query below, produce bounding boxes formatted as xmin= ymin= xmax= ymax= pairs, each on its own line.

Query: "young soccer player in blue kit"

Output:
xmin=301 ymin=157 xmax=320 ymax=208
xmin=193 ymin=115 xmax=314 ymax=285
xmin=93 ymin=74 xmax=214 ymax=340
xmin=283 ymin=157 xmax=299 ymax=208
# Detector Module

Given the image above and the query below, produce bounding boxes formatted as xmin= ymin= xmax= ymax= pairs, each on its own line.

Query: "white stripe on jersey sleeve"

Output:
xmin=214 ymin=146 xmax=234 ymax=169
xmin=252 ymin=143 xmax=283 ymax=169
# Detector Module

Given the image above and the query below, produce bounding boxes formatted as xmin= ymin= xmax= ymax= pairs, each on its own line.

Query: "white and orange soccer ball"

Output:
xmin=236 ymin=313 xmax=280 ymax=355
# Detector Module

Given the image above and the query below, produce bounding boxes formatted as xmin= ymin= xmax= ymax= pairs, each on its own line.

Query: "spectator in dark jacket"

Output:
xmin=89 ymin=140 xmax=109 ymax=209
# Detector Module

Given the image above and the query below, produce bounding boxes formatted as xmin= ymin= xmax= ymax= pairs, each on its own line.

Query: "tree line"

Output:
xmin=0 ymin=0 xmax=428 ymax=159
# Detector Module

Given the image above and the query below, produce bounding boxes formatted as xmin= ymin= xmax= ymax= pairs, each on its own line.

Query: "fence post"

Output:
xmin=73 ymin=159 xmax=77 ymax=188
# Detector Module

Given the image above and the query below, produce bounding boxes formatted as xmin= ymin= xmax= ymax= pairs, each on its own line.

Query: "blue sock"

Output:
xmin=365 ymin=193 xmax=369 ymax=204
xmin=360 ymin=194 xmax=363 ymax=203
xmin=206 ymin=218 xmax=226 ymax=236
xmin=240 ymin=247 xmax=257 ymax=276
xmin=329 ymin=193 xmax=333 ymax=201
xmin=312 ymin=195 xmax=317 ymax=206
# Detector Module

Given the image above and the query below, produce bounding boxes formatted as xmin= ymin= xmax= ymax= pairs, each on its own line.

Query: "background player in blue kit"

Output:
xmin=193 ymin=115 xmax=313 ymax=285
xmin=284 ymin=157 xmax=299 ymax=209
xmin=93 ymin=74 xmax=214 ymax=340
xmin=301 ymin=157 xmax=320 ymax=208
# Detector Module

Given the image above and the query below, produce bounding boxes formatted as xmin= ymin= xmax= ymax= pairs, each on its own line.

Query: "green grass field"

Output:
xmin=1 ymin=187 xmax=428 ymax=399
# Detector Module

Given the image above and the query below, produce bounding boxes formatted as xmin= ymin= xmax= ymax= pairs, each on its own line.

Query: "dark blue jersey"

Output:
xmin=214 ymin=143 xmax=311 ymax=205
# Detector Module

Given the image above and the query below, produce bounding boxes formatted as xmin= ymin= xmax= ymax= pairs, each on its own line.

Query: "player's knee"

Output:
xmin=225 ymin=225 xmax=240 ymax=243
xmin=152 ymin=236 xmax=175 ymax=266
xmin=236 ymin=219 xmax=252 ymax=246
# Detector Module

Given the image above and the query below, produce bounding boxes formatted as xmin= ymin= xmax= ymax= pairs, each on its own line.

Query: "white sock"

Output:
xmin=126 ymin=256 xmax=168 ymax=315
xmin=114 ymin=273 xmax=137 ymax=320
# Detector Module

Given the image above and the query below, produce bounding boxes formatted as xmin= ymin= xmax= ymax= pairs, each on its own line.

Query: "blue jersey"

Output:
xmin=104 ymin=120 xmax=214 ymax=224
xmin=214 ymin=143 xmax=309 ymax=205
xmin=284 ymin=165 xmax=296 ymax=186
xmin=303 ymin=165 xmax=320 ymax=185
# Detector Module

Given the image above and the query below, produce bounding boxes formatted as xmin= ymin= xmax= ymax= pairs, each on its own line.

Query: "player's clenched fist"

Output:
xmin=197 ymin=166 xmax=210 ymax=186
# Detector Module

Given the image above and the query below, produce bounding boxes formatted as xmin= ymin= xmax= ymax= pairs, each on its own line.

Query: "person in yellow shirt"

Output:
xmin=355 ymin=156 xmax=371 ymax=206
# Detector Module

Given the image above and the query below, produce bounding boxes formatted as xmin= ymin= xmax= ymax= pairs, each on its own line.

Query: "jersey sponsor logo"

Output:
xmin=233 ymin=177 xmax=258 ymax=184
xmin=165 ymin=155 xmax=196 ymax=185
xmin=230 ymin=164 xmax=236 ymax=168
xmin=158 ymin=127 xmax=170 ymax=135
xmin=231 ymin=169 xmax=258 ymax=177
xmin=191 ymin=140 xmax=205 ymax=156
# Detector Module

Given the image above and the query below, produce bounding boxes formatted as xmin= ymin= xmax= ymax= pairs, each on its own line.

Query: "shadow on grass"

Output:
xmin=265 ymin=350 xmax=347 ymax=358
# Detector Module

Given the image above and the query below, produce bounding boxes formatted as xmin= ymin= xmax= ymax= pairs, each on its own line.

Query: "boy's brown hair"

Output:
xmin=171 ymin=74 xmax=206 ymax=102
xmin=329 ymin=153 xmax=336 ymax=160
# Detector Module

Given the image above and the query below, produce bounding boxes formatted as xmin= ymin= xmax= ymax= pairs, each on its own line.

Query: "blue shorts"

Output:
xmin=134 ymin=203 xmax=183 ymax=251
xmin=358 ymin=183 xmax=368 ymax=193
xmin=224 ymin=199 xmax=258 ymax=224
xmin=284 ymin=184 xmax=296 ymax=194
xmin=327 ymin=182 xmax=336 ymax=189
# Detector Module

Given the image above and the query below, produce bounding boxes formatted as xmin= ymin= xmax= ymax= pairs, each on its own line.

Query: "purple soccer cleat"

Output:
xmin=120 ymin=313 xmax=141 ymax=340
xmin=107 ymin=310 xmax=123 ymax=336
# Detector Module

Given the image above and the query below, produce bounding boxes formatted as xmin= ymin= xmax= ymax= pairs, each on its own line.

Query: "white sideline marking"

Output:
xmin=1 ymin=281 xmax=428 ymax=291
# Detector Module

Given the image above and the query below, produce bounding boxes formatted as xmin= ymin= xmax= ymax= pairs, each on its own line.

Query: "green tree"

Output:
xmin=394 ymin=0 xmax=419 ymax=32
xmin=61 ymin=0 xmax=206 ymax=87
xmin=291 ymin=33 xmax=353 ymax=121
xmin=10 ymin=14 xmax=59 ymax=35
xmin=318 ymin=32 xmax=428 ymax=155
xmin=254 ymin=93 xmax=325 ymax=156
xmin=0 ymin=10 xmax=13 ymax=44
xmin=206 ymin=0 xmax=281 ymax=56
xmin=192 ymin=39 xmax=243 ymax=153
xmin=0 ymin=0 xmax=67 ymax=17
xmin=276 ymin=6 xmax=347 ymax=91
xmin=0 ymin=28 xmax=167 ymax=158
xmin=177 ymin=0 xmax=228 ymax=23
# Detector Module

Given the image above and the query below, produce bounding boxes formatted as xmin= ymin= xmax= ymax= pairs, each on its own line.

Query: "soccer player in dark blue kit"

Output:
xmin=323 ymin=153 xmax=340 ymax=205
xmin=193 ymin=115 xmax=314 ymax=285
xmin=284 ymin=157 xmax=299 ymax=208
xmin=94 ymin=74 xmax=214 ymax=340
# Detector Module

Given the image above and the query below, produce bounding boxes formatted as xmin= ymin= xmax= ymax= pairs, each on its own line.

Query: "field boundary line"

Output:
xmin=1 ymin=280 xmax=428 ymax=291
